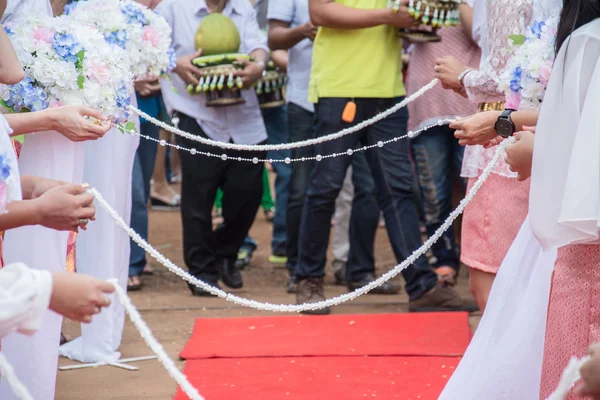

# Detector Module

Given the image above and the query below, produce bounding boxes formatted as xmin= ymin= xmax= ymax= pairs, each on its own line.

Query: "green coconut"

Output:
xmin=194 ymin=13 xmax=241 ymax=55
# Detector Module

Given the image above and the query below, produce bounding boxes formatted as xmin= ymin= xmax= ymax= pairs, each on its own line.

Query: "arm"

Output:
xmin=0 ymin=199 xmax=41 ymax=230
xmin=270 ymin=50 xmax=288 ymax=71
xmin=458 ymin=4 xmax=475 ymax=44
xmin=0 ymin=25 xmax=24 ymax=84
xmin=309 ymin=0 xmax=413 ymax=30
xmin=451 ymin=110 xmax=539 ymax=146
xmin=6 ymin=106 xmax=110 ymax=141
xmin=268 ymin=20 xmax=316 ymax=50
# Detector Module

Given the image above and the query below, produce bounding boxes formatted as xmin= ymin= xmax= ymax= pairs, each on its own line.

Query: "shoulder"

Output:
xmin=571 ymin=18 xmax=600 ymax=42
xmin=232 ymin=0 xmax=257 ymax=15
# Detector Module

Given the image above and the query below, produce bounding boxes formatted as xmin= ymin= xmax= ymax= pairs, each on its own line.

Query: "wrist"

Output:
xmin=42 ymin=108 xmax=60 ymax=131
xmin=458 ymin=68 xmax=472 ymax=87
xmin=26 ymin=198 xmax=44 ymax=226
xmin=378 ymin=8 xmax=395 ymax=25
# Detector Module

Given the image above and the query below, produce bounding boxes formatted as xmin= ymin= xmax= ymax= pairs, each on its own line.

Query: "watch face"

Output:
xmin=496 ymin=119 xmax=513 ymax=138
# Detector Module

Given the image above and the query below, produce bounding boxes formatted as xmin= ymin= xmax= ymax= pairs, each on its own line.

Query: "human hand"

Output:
xmin=134 ymin=79 xmax=161 ymax=97
xmin=451 ymin=111 xmax=501 ymax=146
xmin=387 ymin=5 xmax=420 ymax=29
xmin=505 ymin=130 xmax=534 ymax=181
xmin=173 ymin=49 xmax=204 ymax=86
xmin=297 ymin=22 xmax=318 ymax=41
xmin=49 ymin=272 xmax=114 ymax=323
xmin=33 ymin=184 xmax=95 ymax=232
xmin=435 ymin=56 xmax=468 ymax=90
xmin=578 ymin=343 xmax=600 ymax=399
xmin=30 ymin=178 xmax=69 ymax=199
xmin=44 ymin=105 xmax=110 ymax=142
xmin=233 ymin=58 xmax=265 ymax=89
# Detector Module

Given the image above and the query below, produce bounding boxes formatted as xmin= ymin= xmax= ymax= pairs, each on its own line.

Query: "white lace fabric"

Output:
xmin=461 ymin=0 xmax=534 ymax=178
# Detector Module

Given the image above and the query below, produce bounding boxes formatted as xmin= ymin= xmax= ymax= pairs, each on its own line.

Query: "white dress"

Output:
xmin=438 ymin=0 xmax=561 ymax=398
xmin=0 ymin=2 xmax=86 ymax=400
xmin=59 ymin=103 xmax=140 ymax=363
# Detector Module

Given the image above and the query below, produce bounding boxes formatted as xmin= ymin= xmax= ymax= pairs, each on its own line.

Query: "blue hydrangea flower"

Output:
xmin=114 ymin=85 xmax=131 ymax=123
xmin=120 ymin=3 xmax=147 ymax=25
xmin=2 ymin=76 xmax=49 ymax=112
xmin=166 ymin=46 xmax=177 ymax=72
xmin=530 ymin=21 xmax=545 ymax=38
xmin=0 ymin=154 xmax=11 ymax=181
xmin=104 ymin=30 xmax=128 ymax=49
xmin=52 ymin=33 xmax=84 ymax=64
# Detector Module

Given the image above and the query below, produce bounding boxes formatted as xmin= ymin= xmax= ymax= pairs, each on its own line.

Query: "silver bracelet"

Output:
xmin=457 ymin=68 xmax=472 ymax=88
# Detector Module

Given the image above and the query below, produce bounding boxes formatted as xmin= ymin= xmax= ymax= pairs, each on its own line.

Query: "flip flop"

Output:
xmin=150 ymin=193 xmax=181 ymax=211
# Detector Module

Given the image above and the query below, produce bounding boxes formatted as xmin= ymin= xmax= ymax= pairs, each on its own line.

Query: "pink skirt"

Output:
xmin=539 ymin=244 xmax=600 ymax=399
xmin=460 ymin=173 xmax=530 ymax=273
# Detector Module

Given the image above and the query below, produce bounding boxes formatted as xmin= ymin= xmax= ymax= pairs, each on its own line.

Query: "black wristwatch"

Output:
xmin=494 ymin=109 xmax=516 ymax=138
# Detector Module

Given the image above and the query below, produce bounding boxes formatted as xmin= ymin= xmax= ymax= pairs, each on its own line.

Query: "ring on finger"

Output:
xmin=79 ymin=218 xmax=89 ymax=225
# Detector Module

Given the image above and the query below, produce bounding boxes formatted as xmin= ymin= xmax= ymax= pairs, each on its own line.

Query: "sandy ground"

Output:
xmin=55 ymin=184 xmax=480 ymax=400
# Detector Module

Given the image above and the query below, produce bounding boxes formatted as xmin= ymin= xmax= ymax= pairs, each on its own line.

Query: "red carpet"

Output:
xmin=180 ymin=313 xmax=471 ymax=359
xmin=176 ymin=313 xmax=470 ymax=399
xmin=174 ymin=356 xmax=460 ymax=400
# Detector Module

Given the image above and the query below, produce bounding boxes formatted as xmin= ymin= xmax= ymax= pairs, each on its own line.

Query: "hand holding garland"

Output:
xmin=450 ymin=110 xmax=539 ymax=146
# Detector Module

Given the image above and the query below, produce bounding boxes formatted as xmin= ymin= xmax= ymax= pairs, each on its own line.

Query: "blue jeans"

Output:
xmin=296 ymin=98 xmax=438 ymax=300
xmin=411 ymin=124 xmax=466 ymax=272
xmin=240 ymin=235 xmax=257 ymax=253
xmin=263 ymin=106 xmax=291 ymax=255
xmin=129 ymin=122 xmax=160 ymax=277
xmin=285 ymin=103 xmax=379 ymax=281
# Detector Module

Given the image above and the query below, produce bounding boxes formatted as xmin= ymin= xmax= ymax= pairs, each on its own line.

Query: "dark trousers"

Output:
xmin=176 ymin=113 xmax=266 ymax=282
xmin=296 ymin=98 xmax=438 ymax=300
xmin=129 ymin=122 xmax=159 ymax=277
xmin=411 ymin=124 xmax=466 ymax=272
xmin=285 ymin=103 xmax=379 ymax=281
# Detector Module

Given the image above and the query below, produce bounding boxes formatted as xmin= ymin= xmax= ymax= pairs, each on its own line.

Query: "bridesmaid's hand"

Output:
xmin=578 ymin=343 xmax=600 ymax=399
xmin=505 ymin=131 xmax=534 ymax=181
xmin=451 ymin=111 xmax=501 ymax=146
xmin=45 ymin=105 xmax=110 ymax=142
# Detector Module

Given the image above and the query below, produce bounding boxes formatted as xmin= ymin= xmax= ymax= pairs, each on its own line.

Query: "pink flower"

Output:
xmin=33 ymin=27 xmax=54 ymax=43
xmin=142 ymin=26 xmax=159 ymax=47
xmin=89 ymin=62 xmax=110 ymax=85
xmin=505 ymin=92 xmax=521 ymax=110
xmin=538 ymin=62 xmax=553 ymax=87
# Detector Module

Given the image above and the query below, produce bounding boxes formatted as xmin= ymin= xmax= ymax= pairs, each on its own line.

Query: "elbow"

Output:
xmin=310 ymin=13 xmax=326 ymax=27
xmin=267 ymin=36 xmax=283 ymax=51
xmin=1 ymin=69 xmax=25 ymax=85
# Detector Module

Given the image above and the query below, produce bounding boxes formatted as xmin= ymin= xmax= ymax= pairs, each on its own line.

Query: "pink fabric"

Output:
xmin=460 ymin=174 xmax=530 ymax=273
xmin=407 ymin=26 xmax=481 ymax=131
xmin=539 ymin=244 xmax=600 ymax=400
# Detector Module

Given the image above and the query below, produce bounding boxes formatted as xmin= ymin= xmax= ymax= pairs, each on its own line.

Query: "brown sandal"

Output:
xmin=127 ymin=276 xmax=142 ymax=291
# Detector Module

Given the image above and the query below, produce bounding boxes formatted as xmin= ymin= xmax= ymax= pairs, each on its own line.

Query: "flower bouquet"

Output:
xmin=0 ymin=15 xmax=135 ymax=131
xmin=64 ymin=0 xmax=176 ymax=80
xmin=500 ymin=17 xmax=558 ymax=110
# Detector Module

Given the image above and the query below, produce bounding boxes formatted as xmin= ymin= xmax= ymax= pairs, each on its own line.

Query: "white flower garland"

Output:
xmin=88 ymin=137 xmax=512 ymax=312
xmin=128 ymin=78 xmax=440 ymax=152
xmin=134 ymin=119 xmax=452 ymax=164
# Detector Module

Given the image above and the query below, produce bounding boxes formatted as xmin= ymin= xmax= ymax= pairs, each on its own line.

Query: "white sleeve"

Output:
xmin=530 ymin=21 xmax=600 ymax=250
xmin=0 ymin=263 xmax=53 ymax=338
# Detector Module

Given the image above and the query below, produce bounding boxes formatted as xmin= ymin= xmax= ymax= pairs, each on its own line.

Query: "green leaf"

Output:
xmin=77 ymin=75 xmax=85 ymax=89
xmin=75 ymin=50 xmax=85 ymax=69
xmin=125 ymin=121 xmax=137 ymax=134
xmin=509 ymin=34 xmax=526 ymax=45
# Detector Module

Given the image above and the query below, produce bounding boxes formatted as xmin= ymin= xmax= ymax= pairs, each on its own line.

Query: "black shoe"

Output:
xmin=347 ymin=273 xmax=401 ymax=295
xmin=188 ymin=281 xmax=220 ymax=297
xmin=218 ymin=259 xmax=243 ymax=289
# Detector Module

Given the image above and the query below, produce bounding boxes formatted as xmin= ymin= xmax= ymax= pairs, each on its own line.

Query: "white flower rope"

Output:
xmin=546 ymin=356 xmax=590 ymax=400
xmin=127 ymin=78 xmax=439 ymax=152
xmin=0 ymin=352 xmax=33 ymax=400
xmin=133 ymin=119 xmax=451 ymax=164
xmin=108 ymin=279 xmax=204 ymax=400
xmin=88 ymin=137 xmax=512 ymax=312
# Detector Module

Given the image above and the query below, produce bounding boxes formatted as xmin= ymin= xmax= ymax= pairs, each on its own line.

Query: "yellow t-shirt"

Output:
xmin=308 ymin=0 xmax=405 ymax=103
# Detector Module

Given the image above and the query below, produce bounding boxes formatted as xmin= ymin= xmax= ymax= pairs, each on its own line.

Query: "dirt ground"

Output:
xmin=56 ymin=179 xmax=480 ymax=400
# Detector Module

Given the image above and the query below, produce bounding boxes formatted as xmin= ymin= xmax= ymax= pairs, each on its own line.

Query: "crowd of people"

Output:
xmin=3 ymin=0 xmax=600 ymax=399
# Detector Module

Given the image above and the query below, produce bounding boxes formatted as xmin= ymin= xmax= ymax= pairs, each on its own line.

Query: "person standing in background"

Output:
xmin=407 ymin=0 xmax=480 ymax=286
xmin=268 ymin=0 xmax=390 ymax=298
xmin=157 ymin=0 xmax=269 ymax=295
